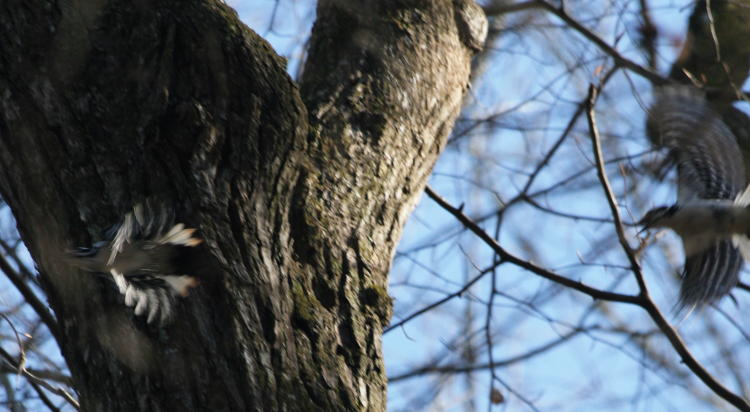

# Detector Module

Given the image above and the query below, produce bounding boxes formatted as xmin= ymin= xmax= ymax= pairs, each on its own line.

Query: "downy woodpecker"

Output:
xmin=641 ymin=86 xmax=750 ymax=311
xmin=69 ymin=202 xmax=202 ymax=325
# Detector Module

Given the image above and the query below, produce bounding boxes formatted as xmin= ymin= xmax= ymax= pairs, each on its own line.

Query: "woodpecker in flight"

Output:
xmin=68 ymin=202 xmax=202 ymax=325
xmin=640 ymin=86 xmax=750 ymax=312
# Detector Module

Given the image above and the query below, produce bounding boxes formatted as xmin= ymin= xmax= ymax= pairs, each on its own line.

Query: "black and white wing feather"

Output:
xmin=649 ymin=87 xmax=747 ymax=309
xmin=70 ymin=200 xmax=202 ymax=324
xmin=649 ymin=87 xmax=745 ymax=201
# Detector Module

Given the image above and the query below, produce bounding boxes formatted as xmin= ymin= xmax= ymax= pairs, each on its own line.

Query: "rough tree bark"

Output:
xmin=667 ymin=0 xmax=750 ymax=177
xmin=0 ymin=0 xmax=483 ymax=410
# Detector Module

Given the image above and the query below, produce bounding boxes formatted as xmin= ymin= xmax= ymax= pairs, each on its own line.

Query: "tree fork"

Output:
xmin=0 ymin=0 xmax=482 ymax=410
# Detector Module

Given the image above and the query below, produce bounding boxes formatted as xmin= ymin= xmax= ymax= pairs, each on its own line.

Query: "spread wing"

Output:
xmin=648 ymin=87 xmax=747 ymax=309
xmin=102 ymin=200 xmax=201 ymax=324
xmin=679 ymin=238 xmax=743 ymax=310
xmin=649 ymin=86 xmax=745 ymax=202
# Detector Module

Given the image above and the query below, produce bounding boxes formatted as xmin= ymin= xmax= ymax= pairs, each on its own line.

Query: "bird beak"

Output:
xmin=636 ymin=219 xmax=650 ymax=234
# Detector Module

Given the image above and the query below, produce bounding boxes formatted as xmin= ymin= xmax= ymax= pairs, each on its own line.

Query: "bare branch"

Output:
xmin=389 ymin=327 xmax=583 ymax=382
xmin=0 ymin=253 xmax=59 ymax=341
xmin=385 ymin=260 xmax=500 ymax=334
xmin=424 ymin=186 xmax=641 ymax=305
xmin=0 ymin=347 xmax=79 ymax=410
xmin=534 ymin=0 xmax=666 ymax=85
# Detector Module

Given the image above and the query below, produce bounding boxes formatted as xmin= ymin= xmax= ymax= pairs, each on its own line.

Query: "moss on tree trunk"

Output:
xmin=0 ymin=0 xmax=481 ymax=410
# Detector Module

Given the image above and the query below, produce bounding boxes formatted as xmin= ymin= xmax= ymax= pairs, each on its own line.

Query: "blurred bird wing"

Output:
xmin=679 ymin=239 xmax=743 ymax=310
xmin=158 ymin=224 xmax=203 ymax=247
xmin=650 ymin=87 xmax=746 ymax=203
xmin=673 ymin=141 xmax=745 ymax=203
xmin=681 ymin=233 xmax=716 ymax=257
xmin=109 ymin=211 xmax=138 ymax=265
xmin=162 ymin=275 xmax=199 ymax=296
xmin=734 ymin=184 xmax=750 ymax=207
xmin=648 ymin=87 xmax=747 ymax=310
xmin=109 ymin=269 xmax=129 ymax=294
xmin=731 ymin=183 xmax=750 ymax=254
xmin=732 ymin=234 xmax=750 ymax=261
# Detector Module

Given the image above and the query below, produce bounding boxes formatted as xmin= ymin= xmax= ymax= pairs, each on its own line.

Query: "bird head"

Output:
xmin=68 ymin=241 xmax=108 ymax=257
xmin=638 ymin=205 xmax=679 ymax=231
xmin=65 ymin=241 xmax=110 ymax=271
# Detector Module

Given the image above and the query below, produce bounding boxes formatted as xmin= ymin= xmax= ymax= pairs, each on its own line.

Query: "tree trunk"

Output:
xmin=0 ymin=0 xmax=480 ymax=410
xmin=667 ymin=0 xmax=750 ymax=179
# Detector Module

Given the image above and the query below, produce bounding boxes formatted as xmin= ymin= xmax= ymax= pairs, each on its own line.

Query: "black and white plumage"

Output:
xmin=69 ymin=202 xmax=202 ymax=324
xmin=642 ymin=86 xmax=750 ymax=312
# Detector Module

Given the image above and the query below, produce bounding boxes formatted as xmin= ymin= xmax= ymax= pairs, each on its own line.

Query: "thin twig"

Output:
xmin=0 ymin=364 xmax=73 ymax=386
xmin=385 ymin=260 xmax=500 ymax=334
xmin=585 ymin=85 xmax=648 ymax=292
xmin=28 ymin=379 xmax=61 ymax=412
xmin=0 ymin=348 xmax=79 ymax=410
xmin=641 ymin=300 xmax=749 ymax=411
xmin=483 ymin=0 xmax=541 ymax=16
xmin=534 ymin=0 xmax=667 ymax=85
xmin=637 ymin=0 xmax=658 ymax=70
xmin=0 ymin=253 xmax=59 ymax=341
xmin=519 ymin=67 xmax=619 ymax=196
xmin=389 ymin=327 xmax=583 ymax=382
xmin=703 ymin=0 xmax=747 ymax=102
xmin=424 ymin=186 xmax=641 ymax=305
xmin=0 ymin=238 xmax=40 ymax=284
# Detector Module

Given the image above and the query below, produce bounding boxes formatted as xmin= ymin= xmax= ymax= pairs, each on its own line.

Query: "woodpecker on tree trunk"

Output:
xmin=67 ymin=201 xmax=202 ymax=325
